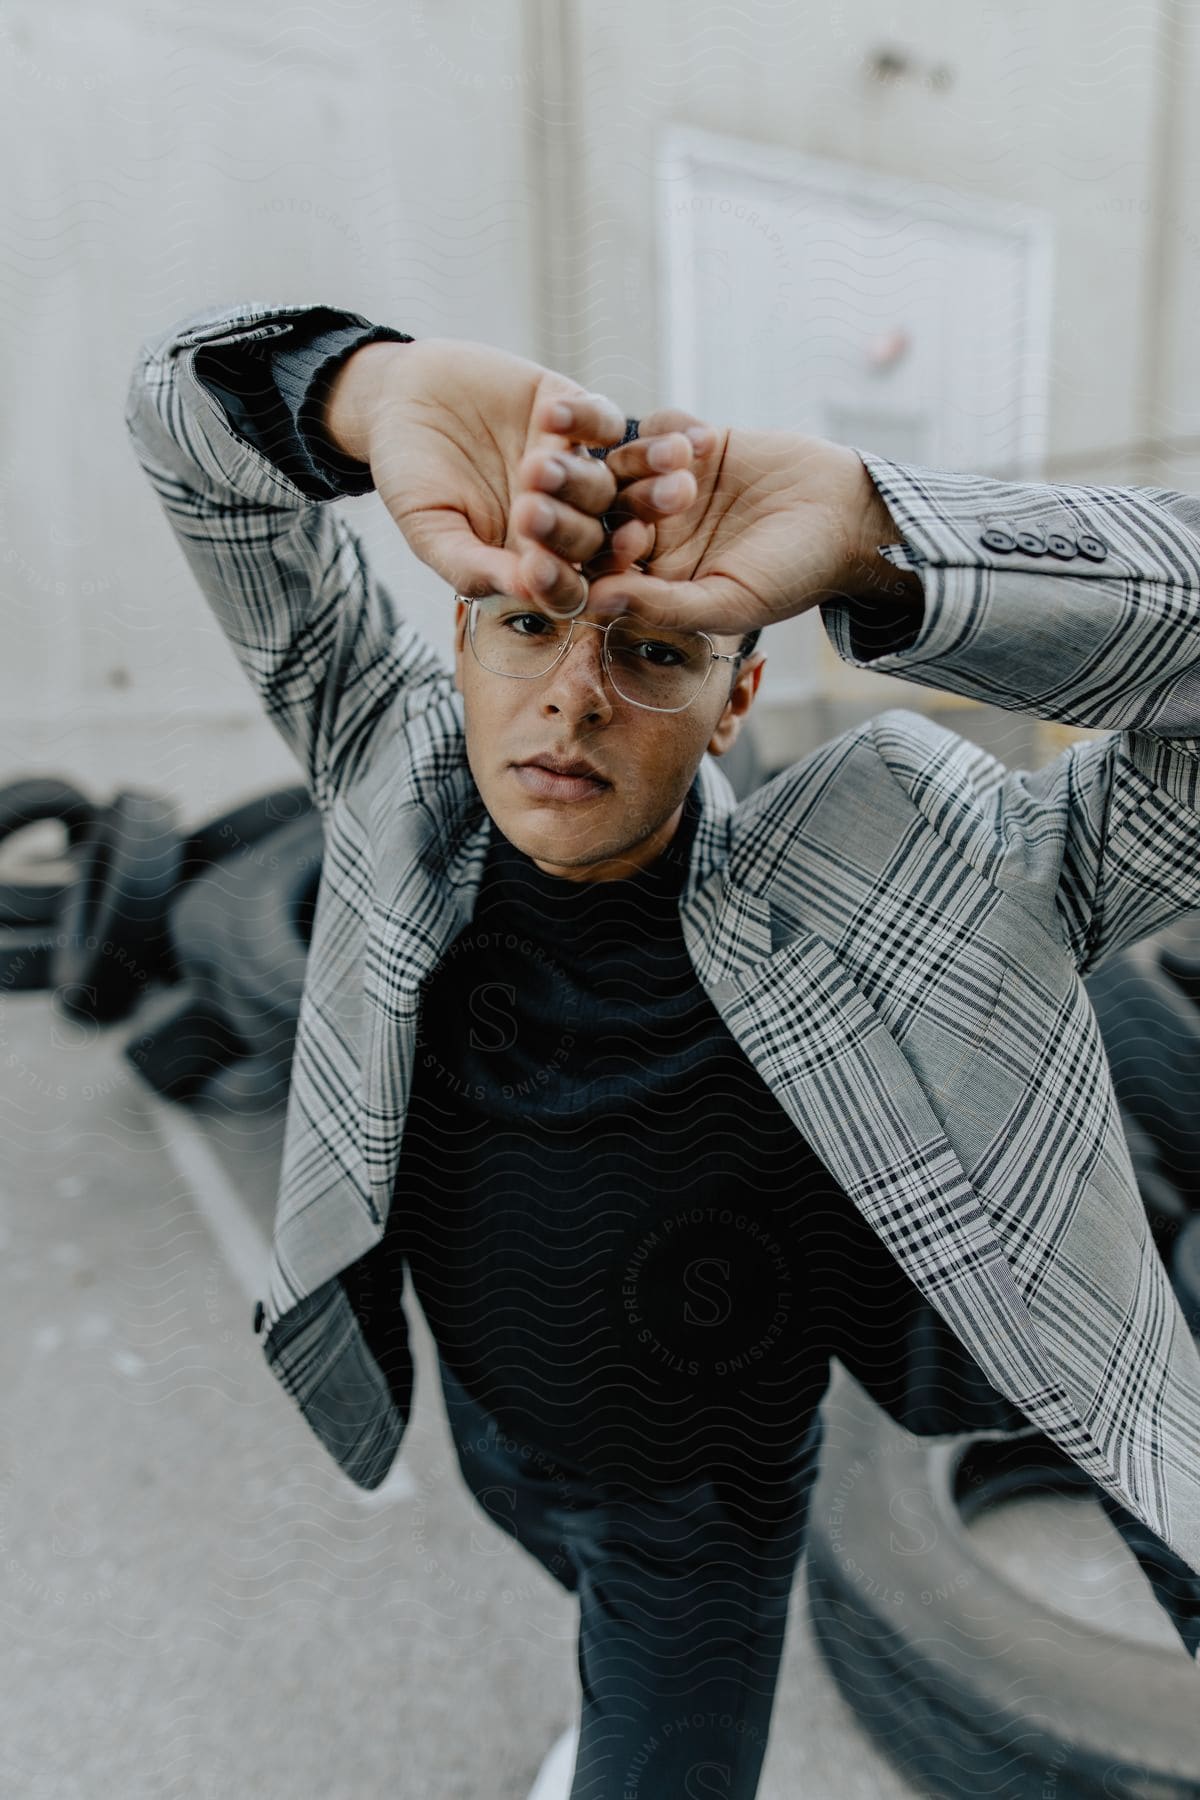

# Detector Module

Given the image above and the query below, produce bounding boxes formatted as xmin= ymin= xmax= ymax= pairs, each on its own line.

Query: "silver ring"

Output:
xmin=554 ymin=574 xmax=589 ymax=619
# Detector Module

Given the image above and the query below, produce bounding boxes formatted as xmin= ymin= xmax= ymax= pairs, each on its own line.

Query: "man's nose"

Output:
xmin=540 ymin=624 xmax=613 ymax=716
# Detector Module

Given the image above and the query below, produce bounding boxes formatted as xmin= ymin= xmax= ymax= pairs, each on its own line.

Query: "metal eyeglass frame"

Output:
xmin=460 ymin=594 xmax=746 ymax=714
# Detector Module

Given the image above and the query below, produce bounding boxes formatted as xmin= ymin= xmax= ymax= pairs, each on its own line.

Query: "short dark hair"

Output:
xmin=738 ymin=627 xmax=762 ymax=660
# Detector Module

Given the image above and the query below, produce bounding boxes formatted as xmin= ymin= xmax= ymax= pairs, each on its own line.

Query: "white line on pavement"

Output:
xmin=145 ymin=1093 xmax=416 ymax=1505
xmin=146 ymin=1093 xmax=271 ymax=1305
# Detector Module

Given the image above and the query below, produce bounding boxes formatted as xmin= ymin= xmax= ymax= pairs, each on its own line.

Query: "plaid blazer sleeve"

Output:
xmin=123 ymin=300 xmax=451 ymax=811
xmin=820 ymin=453 xmax=1200 ymax=973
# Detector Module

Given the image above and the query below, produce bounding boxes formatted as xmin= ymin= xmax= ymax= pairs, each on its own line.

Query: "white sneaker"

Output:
xmin=525 ymin=1720 xmax=580 ymax=1800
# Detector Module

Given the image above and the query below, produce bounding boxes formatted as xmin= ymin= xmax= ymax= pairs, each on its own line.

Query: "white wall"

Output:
xmin=0 ymin=0 xmax=540 ymax=823
xmin=551 ymin=0 xmax=1167 ymax=465
xmin=1143 ymin=0 xmax=1200 ymax=498
xmin=534 ymin=0 xmax=1180 ymax=763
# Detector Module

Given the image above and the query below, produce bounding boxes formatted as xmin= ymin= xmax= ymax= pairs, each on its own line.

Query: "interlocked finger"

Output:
xmin=601 ymin=430 xmax=696 ymax=488
xmin=583 ymin=517 xmax=655 ymax=579
xmin=512 ymin=490 xmax=608 ymax=568
xmin=512 ymin=545 xmax=589 ymax=613
xmin=517 ymin=444 xmax=617 ymax=519
xmin=605 ymin=469 xmax=698 ymax=524
xmin=605 ymin=415 xmax=716 ymax=487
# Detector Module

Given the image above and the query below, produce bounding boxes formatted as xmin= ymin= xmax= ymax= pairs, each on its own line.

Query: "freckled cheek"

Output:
xmin=614 ymin=724 xmax=669 ymax=790
xmin=461 ymin=678 xmax=520 ymax=760
xmin=618 ymin=728 xmax=701 ymax=818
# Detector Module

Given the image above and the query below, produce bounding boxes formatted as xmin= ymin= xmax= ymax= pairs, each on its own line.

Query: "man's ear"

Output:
xmin=453 ymin=597 xmax=468 ymax=694
xmin=708 ymin=653 xmax=765 ymax=756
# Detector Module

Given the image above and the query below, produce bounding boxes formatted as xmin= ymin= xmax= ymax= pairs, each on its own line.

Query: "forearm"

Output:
xmin=124 ymin=303 xmax=446 ymax=802
xmin=823 ymin=454 xmax=927 ymax=658
xmin=200 ymin=310 xmax=411 ymax=501
xmin=321 ymin=340 xmax=412 ymax=467
xmin=821 ymin=451 xmax=1200 ymax=737
xmin=852 ymin=468 xmax=923 ymax=600
xmin=125 ymin=303 xmax=406 ymax=507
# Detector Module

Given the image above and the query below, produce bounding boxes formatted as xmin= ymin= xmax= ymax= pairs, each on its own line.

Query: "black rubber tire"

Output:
xmin=1085 ymin=950 xmax=1200 ymax=1213
xmin=1173 ymin=1217 xmax=1200 ymax=1339
xmin=806 ymin=1417 xmax=1200 ymax=1798
xmin=51 ymin=791 xmax=183 ymax=1023
xmin=192 ymin=1051 xmax=294 ymax=1114
xmin=1118 ymin=1110 xmax=1192 ymax=1273
xmin=0 ymin=777 xmax=97 ymax=930
xmin=122 ymin=979 xmax=248 ymax=1102
xmin=168 ymin=812 xmax=322 ymax=1058
xmin=0 ymin=776 xmax=95 ymax=850
xmin=0 ymin=927 xmax=56 ymax=992
xmin=176 ymin=784 xmax=312 ymax=885
xmin=0 ymin=873 xmax=72 ymax=930
xmin=1158 ymin=912 xmax=1200 ymax=1011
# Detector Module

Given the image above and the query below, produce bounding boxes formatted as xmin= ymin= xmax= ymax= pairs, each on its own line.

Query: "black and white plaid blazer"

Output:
xmin=127 ymin=302 xmax=1200 ymax=1654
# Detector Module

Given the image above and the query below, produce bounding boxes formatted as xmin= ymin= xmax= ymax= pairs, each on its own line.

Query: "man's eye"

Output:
xmin=503 ymin=612 xmax=555 ymax=637
xmin=629 ymin=638 xmax=687 ymax=666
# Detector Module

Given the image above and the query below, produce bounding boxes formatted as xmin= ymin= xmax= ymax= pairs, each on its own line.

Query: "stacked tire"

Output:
xmin=808 ymin=914 xmax=1200 ymax=1798
xmin=0 ymin=773 xmax=188 ymax=1014
xmin=127 ymin=802 xmax=320 ymax=1109
xmin=0 ymin=769 xmax=318 ymax=1114
xmin=806 ymin=1400 xmax=1200 ymax=1797
xmin=0 ymin=777 xmax=98 ymax=994
xmin=1085 ymin=922 xmax=1200 ymax=1270
xmin=51 ymin=790 xmax=185 ymax=1021
xmin=1175 ymin=1217 xmax=1200 ymax=1341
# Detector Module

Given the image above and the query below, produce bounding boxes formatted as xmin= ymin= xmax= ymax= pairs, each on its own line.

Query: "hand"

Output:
xmin=322 ymin=339 xmax=700 ymax=614
xmin=581 ymin=412 xmax=916 ymax=636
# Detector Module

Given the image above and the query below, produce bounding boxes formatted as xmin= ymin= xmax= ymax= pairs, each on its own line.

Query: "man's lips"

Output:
xmin=512 ymin=758 xmax=611 ymax=801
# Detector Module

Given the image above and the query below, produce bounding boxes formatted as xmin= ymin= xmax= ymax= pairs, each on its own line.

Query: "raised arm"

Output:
xmin=124 ymin=303 xmax=448 ymax=811
xmin=587 ymin=431 xmax=1200 ymax=969
xmin=124 ymin=302 xmax=690 ymax=810
xmin=827 ymin=454 xmax=1200 ymax=973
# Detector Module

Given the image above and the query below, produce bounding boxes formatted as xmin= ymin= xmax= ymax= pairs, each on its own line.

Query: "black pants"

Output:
xmin=437 ymin=1355 xmax=825 ymax=1800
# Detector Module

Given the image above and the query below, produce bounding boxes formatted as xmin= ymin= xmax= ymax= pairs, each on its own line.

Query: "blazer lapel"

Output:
xmin=680 ymin=864 xmax=1093 ymax=1452
xmin=359 ymin=780 xmax=493 ymax=1229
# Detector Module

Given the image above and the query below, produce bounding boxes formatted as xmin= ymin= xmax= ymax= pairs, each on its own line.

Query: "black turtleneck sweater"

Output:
xmin=387 ymin=775 xmax=897 ymax=1497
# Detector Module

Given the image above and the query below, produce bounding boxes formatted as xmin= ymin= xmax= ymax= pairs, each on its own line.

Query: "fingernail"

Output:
xmin=651 ymin=474 xmax=683 ymax=508
xmin=647 ymin=438 xmax=677 ymax=472
xmin=686 ymin=426 xmax=711 ymax=450
xmin=527 ymin=497 xmax=555 ymax=534
xmin=532 ymin=558 xmax=558 ymax=591
xmin=542 ymin=456 xmax=566 ymax=490
xmin=547 ymin=401 xmax=572 ymax=430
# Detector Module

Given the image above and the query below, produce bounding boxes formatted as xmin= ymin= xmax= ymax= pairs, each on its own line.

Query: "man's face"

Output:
xmin=452 ymin=599 xmax=765 ymax=883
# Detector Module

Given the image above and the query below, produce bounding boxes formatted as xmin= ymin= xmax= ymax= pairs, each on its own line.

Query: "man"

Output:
xmin=126 ymin=302 xmax=1200 ymax=1800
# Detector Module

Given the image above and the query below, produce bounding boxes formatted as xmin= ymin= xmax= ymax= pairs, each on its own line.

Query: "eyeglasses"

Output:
xmin=462 ymin=595 xmax=744 ymax=714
